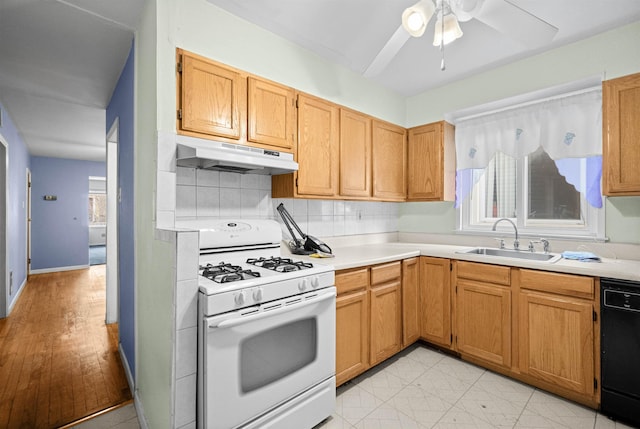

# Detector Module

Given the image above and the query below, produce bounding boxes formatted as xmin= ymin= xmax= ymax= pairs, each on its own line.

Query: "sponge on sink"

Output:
xmin=561 ymin=251 xmax=601 ymax=262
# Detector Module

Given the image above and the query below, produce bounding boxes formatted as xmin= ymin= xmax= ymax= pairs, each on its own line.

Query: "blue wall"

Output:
xmin=106 ymin=41 xmax=136 ymax=379
xmin=30 ymin=157 xmax=105 ymax=270
xmin=0 ymin=99 xmax=30 ymax=311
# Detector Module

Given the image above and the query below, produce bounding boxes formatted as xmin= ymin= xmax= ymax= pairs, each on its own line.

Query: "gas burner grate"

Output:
xmin=200 ymin=263 xmax=261 ymax=283
xmin=213 ymin=270 xmax=261 ymax=283
xmin=246 ymin=257 xmax=313 ymax=272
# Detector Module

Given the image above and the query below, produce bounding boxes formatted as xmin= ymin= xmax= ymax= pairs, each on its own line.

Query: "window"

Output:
xmin=89 ymin=193 xmax=107 ymax=225
xmin=461 ymin=148 xmax=601 ymax=238
xmin=88 ymin=176 xmax=106 ymax=226
xmin=454 ymin=84 xmax=604 ymax=240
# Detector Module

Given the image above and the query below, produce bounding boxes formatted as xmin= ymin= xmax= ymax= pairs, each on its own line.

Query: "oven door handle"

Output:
xmin=209 ymin=289 xmax=336 ymax=330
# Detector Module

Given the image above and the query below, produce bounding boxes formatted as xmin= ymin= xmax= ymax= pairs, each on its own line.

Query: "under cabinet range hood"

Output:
xmin=175 ymin=135 xmax=298 ymax=175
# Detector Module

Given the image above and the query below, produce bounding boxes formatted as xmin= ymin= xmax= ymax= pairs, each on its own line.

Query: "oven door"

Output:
xmin=201 ymin=286 xmax=336 ymax=429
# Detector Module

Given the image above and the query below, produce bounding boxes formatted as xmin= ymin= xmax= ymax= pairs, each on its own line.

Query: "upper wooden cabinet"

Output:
xmin=247 ymin=77 xmax=296 ymax=151
xmin=272 ymin=93 xmax=339 ymax=198
xmin=295 ymin=94 xmax=339 ymax=196
xmin=407 ymin=121 xmax=456 ymax=201
xmin=372 ymin=120 xmax=407 ymax=201
xmin=178 ymin=50 xmax=245 ymax=140
xmin=603 ymin=72 xmax=640 ymax=195
xmin=177 ymin=49 xmax=297 ymax=153
xmin=339 ymin=109 xmax=372 ymax=198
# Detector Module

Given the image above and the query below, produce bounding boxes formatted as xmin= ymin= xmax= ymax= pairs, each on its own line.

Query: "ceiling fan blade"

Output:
xmin=363 ymin=25 xmax=411 ymax=77
xmin=475 ymin=0 xmax=558 ymax=48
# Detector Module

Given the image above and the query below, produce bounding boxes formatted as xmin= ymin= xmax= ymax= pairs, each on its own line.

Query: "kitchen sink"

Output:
xmin=457 ymin=247 xmax=561 ymax=263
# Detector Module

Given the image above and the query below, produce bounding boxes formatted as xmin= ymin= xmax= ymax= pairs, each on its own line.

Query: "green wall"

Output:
xmin=135 ymin=0 xmax=177 ymax=427
xmin=400 ymin=21 xmax=640 ymax=244
xmin=134 ymin=6 xmax=640 ymax=427
xmin=157 ymin=0 xmax=406 ymax=133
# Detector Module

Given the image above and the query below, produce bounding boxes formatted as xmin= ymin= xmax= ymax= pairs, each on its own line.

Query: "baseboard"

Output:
xmin=119 ymin=344 xmax=135 ymax=395
xmin=134 ymin=390 xmax=149 ymax=429
xmin=120 ymin=344 xmax=149 ymax=427
xmin=7 ymin=277 xmax=27 ymax=315
xmin=29 ymin=264 xmax=89 ymax=274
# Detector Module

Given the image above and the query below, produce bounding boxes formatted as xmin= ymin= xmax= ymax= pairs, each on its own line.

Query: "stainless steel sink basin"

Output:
xmin=457 ymin=247 xmax=561 ymax=263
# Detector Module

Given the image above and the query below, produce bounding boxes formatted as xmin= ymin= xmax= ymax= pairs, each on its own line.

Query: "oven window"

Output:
xmin=240 ymin=318 xmax=317 ymax=393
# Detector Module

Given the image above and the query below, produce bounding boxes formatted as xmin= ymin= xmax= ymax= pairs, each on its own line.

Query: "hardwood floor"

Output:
xmin=0 ymin=266 xmax=132 ymax=428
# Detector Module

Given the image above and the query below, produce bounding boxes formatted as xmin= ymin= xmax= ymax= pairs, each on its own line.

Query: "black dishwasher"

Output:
xmin=601 ymin=277 xmax=640 ymax=427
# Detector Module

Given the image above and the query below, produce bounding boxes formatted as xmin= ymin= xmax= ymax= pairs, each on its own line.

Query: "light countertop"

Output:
xmin=286 ymin=242 xmax=640 ymax=282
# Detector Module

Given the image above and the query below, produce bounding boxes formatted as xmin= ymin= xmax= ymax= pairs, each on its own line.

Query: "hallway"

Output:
xmin=0 ymin=266 xmax=132 ymax=428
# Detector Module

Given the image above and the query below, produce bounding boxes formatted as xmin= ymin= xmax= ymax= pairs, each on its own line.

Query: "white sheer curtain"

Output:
xmin=455 ymin=87 xmax=603 ymax=208
xmin=484 ymin=153 xmax=516 ymax=218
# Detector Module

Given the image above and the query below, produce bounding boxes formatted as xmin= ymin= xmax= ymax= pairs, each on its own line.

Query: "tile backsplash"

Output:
xmin=175 ymin=166 xmax=399 ymax=238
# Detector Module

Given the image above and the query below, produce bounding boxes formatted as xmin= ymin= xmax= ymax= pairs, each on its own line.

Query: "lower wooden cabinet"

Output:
xmin=336 ymin=289 xmax=369 ymax=386
xmin=335 ymin=260 xmax=405 ymax=385
xmin=456 ymin=280 xmax=512 ymax=369
xmin=336 ymin=257 xmax=599 ymax=407
xmin=518 ymin=290 xmax=595 ymax=397
xmin=370 ymin=262 xmax=402 ymax=366
xmin=518 ymin=269 xmax=596 ymax=401
xmin=419 ymin=257 xmax=451 ymax=348
xmin=402 ymin=258 xmax=420 ymax=347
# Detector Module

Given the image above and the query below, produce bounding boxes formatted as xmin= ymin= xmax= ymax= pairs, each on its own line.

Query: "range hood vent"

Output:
xmin=176 ymin=135 xmax=297 ymax=175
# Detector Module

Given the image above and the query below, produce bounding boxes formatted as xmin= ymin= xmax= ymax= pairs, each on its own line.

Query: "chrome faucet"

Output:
xmin=492 ymin=218 xmax=519 ymax=250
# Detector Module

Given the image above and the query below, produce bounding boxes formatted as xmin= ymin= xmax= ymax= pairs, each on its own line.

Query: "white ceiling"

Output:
xmin=0 ymin=0 xmax=145 ymax=161
xmin=208 ymin=0 xmax=640 ymax=96
xmin=0 ymin=1 xmax=639 ymax=162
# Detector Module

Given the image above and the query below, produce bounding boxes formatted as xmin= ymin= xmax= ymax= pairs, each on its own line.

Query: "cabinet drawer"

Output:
xmin=336 ymin=268 xmax=369 ymax=295
xmin=371 ymin=262 xmax=401 ymax=285
xmin=519 ymin=269 xmax=594 ymax=299
xmin=456 ymin=261 xmax=510 ymax=286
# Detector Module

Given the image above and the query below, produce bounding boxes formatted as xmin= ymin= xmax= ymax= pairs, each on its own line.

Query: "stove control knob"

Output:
xmin=253 ymin=288 xmax=263 ymax=302
xmin=299 ymin=279 xmax=308 ymax=291
xmin=234 ymin=291 xmax=246 ymax=306
xmin=311 ymin=276 xmax=320 ymax=288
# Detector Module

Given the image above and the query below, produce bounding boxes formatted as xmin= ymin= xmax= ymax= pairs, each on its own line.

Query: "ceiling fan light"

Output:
xmin=433 ymin=13 xmax=463 ymax=46
xmin=402 ymin=0 xmax=436 ymax=37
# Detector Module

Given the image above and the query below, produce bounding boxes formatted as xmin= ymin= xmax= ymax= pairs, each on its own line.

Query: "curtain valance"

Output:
xmin=454 ymin=89 xmax=602 ymax=171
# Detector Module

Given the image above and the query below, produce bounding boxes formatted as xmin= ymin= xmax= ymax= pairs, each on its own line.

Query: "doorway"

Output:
xmin=88 ymin=176 xmax=107 ymax=266
xmin=106 ymin=120 xmax=119 ymax=324
xmin=0 ymin=137 xmax=7 ymax=318
xmin=26 ymin=169 xmax=31 ymax=277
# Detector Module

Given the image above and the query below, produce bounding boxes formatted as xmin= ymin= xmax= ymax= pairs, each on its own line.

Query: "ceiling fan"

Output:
xmin=364 ymin=0 xmax=558 ymax=76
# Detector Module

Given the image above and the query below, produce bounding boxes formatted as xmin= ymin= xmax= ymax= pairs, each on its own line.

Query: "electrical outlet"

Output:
xmin=9 ymin=271 xmax=13 ymax=295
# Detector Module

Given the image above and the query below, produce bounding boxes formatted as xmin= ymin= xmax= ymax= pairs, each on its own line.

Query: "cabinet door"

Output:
xmin=180 ymin=52 xmax=244 ymax=139
xmin=519 ymin=290 xmax=594 ymax=396
xmin=296 ymin=94 xmax=339 ymax=197
xmin=420 ymin=257 xmax=451 ymax=348
xmin=372 ymin=120 xmax=406 ymax=201
xmin=603 ymin=72 xmax=640 ymax=195
xmin=402 ymin=258 xmax=420 ymax=347
xmin=340 ymin=109 xmax=371 ymax=198
xmin=370 ymin=281 xmax=402 ymax=365
xmin=336 ymin=290 xmax=369 ymax=386
xmin=247 ymin=77 xmax=295 ymax=150
xmin=407 ymin=122 xmax=455 ymax=201
xmin=456 ymin=280 xmax=511 ymax=368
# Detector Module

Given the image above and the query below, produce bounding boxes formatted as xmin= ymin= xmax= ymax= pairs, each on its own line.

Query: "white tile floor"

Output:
xmin=72 ymin=403 xmax=140 ymax=429
xmin=76 ymin=344 xmax=636 ymax=429
xmin=316 ymin=344 xmax=636 ymax=429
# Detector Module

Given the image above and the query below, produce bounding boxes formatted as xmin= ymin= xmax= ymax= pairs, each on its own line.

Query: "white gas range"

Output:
xmin=182 ymin=219 xmax=336 ymax=429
